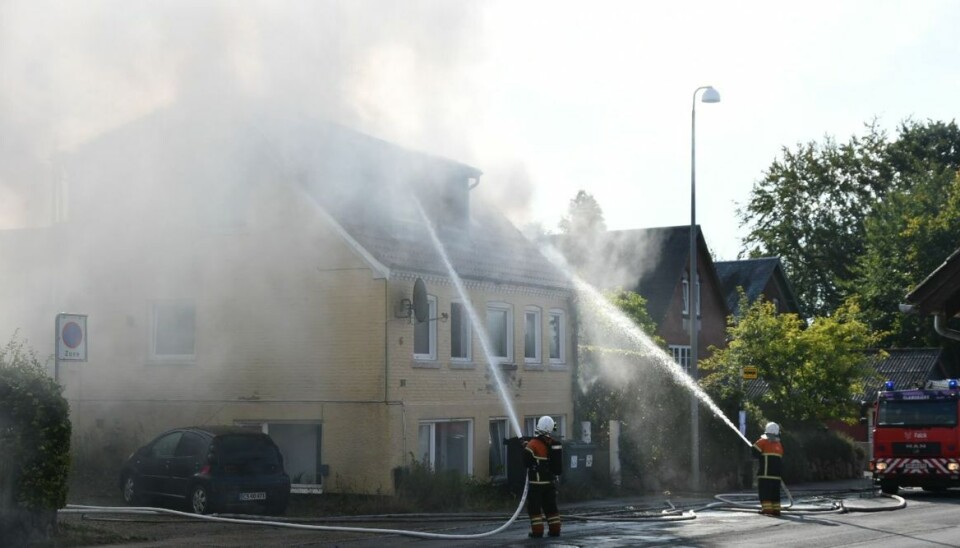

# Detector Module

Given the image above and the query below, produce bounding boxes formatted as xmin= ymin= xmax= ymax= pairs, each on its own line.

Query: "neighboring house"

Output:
xmin=714 ymin=257 xmax=803 ymax=318
xmin=903 ymin=245 xmax=960 ymax=377
xmin=555 ymin=225 xmax=729 ymax=370
xmin=0 ymin=102 xmax=575 ymax=494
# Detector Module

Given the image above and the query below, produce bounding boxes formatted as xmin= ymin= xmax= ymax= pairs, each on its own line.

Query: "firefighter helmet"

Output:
xmin=535 ymin=416 xmax=556 ymax=436
xmin=764 ymin=422 xmax=780 ymax=436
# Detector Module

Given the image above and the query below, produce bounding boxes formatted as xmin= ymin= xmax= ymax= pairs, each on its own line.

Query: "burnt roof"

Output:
xmin=340 ymin=208 xmax=572 ymax=291
xmin=714 ymin=257 xmax=802 ymax=317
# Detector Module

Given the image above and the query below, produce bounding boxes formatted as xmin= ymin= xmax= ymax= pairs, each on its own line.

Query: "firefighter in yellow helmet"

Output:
xmin=523 ymin=416 xmax=561 ymax=538
xmin=753 ymin=422 xmax=784 ymax=516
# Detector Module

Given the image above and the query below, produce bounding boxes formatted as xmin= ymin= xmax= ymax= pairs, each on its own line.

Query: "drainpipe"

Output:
xmin=934 ymin=314 xmax=960 ymax=342
xmin=385 ymin=278 xmax=390 ymax=402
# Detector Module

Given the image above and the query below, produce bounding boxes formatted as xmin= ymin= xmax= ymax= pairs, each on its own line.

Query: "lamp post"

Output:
xmin=690 ymin=85 xmax=720 ymax=492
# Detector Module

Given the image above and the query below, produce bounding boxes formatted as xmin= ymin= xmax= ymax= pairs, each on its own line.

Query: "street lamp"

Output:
xmin=690 ymin=85 xmax=720 ymax=492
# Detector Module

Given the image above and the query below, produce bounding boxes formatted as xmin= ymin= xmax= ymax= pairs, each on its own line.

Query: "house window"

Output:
xmin=524 ymin=415 xmax=564 ymax=438
xmin=549 ymin=309 xmax=566 ymax=364
xmin=670 ymin=345 xmax=691 ymax=374
xmin=151 ymin=300 xmax=196 ymax=361
xmin=486 ymin=303 xmax=513 ymax=362
xmin=489 ymin=419 xmax=509 ymax=479
xmin=414 ymin=295 xmax=437 ymax=360
xmin=681 ymin=275 xmax=701 ymax=317
xmin=238 ymin=422 xmax=324 ymax=488
xmin=451 ymin=302 xmax=471 ymax=361
xmin=524 ymin=307 xmax=542 ymax=363
xmin=418 ymin=419 xmax=472 ymax=475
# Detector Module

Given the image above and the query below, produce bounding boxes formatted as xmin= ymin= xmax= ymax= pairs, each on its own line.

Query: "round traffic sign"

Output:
xmin=62 ymin=321 xmax=84 ymax=349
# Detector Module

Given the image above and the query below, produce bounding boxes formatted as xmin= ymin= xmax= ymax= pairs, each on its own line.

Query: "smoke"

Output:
xmin=0 ymin=0 xmax=488 ymax=226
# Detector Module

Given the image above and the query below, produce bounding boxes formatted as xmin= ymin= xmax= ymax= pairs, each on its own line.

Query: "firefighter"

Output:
xmin=753 ymin=421 xmax=784 ymax=516
xmin=524 ymin=415 xmax=561 ymax=538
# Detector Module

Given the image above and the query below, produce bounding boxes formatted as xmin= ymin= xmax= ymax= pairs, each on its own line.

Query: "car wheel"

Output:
xmin=189 ymin=484 xmax=215 ymax=514
xmin=122 ymin=475 xmax=141 ymax=506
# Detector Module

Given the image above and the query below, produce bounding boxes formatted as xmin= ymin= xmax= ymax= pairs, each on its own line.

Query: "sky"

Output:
xmin=1 ymin=0 xmax=959 ymax=260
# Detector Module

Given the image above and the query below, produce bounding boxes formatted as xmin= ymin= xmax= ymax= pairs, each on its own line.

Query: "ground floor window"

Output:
xmin=524 ymin=415 xmax=565 ymax=438
xmin=239 ymin=422 xmax=323 ymax=489
xmin=489 ymin=419 xmax=508 ymax=479
xmin=669 ymin=345 xmax=691 ymax=374
xmin=418 ymin=419 xmax=472 ymax=475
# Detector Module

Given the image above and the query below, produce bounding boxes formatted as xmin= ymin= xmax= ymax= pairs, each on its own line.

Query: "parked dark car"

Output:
xmin=119 ymin=426 xmax=291 ymax=515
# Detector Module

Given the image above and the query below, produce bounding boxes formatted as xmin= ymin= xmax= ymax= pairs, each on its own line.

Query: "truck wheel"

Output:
xmin=879 ymin=479 xmax=898 ymax=495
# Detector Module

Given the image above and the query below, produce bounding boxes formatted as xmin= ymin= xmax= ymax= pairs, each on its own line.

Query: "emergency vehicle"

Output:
xmin=871 ymin=379 xmax=960 ymax=494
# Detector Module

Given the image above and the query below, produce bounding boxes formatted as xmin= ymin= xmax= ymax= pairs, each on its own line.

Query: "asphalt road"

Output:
xmin=58 ymin=485 xmax=960 ymax=547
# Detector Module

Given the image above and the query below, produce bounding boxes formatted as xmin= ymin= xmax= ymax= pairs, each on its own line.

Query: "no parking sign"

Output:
xmin=56 ymin=313 xmax=87 ymax=362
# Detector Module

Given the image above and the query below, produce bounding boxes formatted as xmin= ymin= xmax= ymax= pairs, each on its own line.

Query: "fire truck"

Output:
xmin=871 ymin=379 xmax=960 ymax=494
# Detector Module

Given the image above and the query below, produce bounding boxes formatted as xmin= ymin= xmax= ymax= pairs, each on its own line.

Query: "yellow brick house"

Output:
xmin=0 ymin=103 xmax=575 ymax=495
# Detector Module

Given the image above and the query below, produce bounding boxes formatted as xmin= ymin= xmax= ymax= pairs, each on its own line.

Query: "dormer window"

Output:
xmin=682 ymin=274 xmax=701 ymax=317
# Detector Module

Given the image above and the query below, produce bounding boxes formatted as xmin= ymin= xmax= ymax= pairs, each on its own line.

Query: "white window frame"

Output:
xmin=670 ymin=345 xmax=691 ymax=374
xmin=414 ymin=295 xmax=438 ymax=361
xmin=149 ymin=299 xmax=196 ymax=363
xmin=486 ymin=302 xmax=514 ymax=362
xmin=682 ymin=275 xmax=701 ymax=317
xmin=488 ymin=418 xmax=509 ymax=479
xmin=450 ymin=300 xmax=472 ymax=363
xmin=524 ymin=415 xmax=566 ymax=439
xmin=524 ymin=306 xmax=542 ymax=364
xmin=418 ymin=418 xmax=474 ymax=475
xmin=548 ymin=309 xmax=566 ymax=365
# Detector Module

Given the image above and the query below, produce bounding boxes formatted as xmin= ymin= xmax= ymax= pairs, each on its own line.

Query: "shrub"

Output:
xmin=0 ymin=335 xmax=72 ymax=543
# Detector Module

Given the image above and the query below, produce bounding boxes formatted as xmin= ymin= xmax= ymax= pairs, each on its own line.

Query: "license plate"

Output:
xmin=239 ymin=492 xmax=266 ymax=501
xmin=904 ymin=461 xmax=926 ymax=470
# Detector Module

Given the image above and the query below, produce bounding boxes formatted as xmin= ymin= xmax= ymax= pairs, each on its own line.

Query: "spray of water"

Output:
xmin=539 ymin=245 xmax=752 ymax=448
xmin=414 ymin=200 xmax=523 ymax=438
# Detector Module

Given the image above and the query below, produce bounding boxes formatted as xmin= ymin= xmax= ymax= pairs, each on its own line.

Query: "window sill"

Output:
xmin=548 ymin=362 xmax=568 ymax=371
xmin=450 ymin=361 xmax=475 ymax=370
xmin=145 ymin=358 xmax=196 ymax=366
xmin=498 ymin=363 xmax=518 ymax=371
xmin=412 ymin=360 xmax=440 ymax=369
xmin=524 ymin=362 xmax=545 ymax=370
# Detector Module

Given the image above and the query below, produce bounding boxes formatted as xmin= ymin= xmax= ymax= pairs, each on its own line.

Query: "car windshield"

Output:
xmin=878 ymin=399 xmax=958 ymax=427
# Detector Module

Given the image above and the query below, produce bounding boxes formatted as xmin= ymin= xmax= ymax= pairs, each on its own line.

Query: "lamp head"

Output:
xmin=701 ymin=86 xmax=721 ymax=103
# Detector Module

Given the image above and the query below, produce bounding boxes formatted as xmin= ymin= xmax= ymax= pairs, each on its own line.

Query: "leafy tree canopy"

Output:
xmin=739 ymin=119 xmax=960 ymax=322
xmin=700 ymin=297 xmax=882 ymax=424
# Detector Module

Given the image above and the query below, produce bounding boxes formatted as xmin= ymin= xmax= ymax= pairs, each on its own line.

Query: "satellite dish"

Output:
xmin=412 ymin=278 xmax=429 ymax=323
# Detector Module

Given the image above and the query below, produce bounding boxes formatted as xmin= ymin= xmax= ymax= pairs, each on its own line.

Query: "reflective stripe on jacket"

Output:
xmin=524 ymin=436 xmax=555 ymax=484
xmin=753 ymin=436 xmax=783 ymax=480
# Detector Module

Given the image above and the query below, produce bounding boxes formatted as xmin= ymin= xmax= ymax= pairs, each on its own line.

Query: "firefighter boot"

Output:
xmin=547 ymin=513 xmax=561 ymax=537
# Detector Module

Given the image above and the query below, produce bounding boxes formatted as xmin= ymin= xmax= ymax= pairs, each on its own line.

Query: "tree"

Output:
xmin=739 ymin=119 xmax=960 ymax=321
xmin=557 ymin=190 xmax=607 ymax=270
xmin=558 ymin=190 xmax=606 ymax=236
xmin=700 ymin=297 xmax=882 ymax=424
xmin=0 ymin=334 xmax=72 ymax=544
xmin=851 ymin=170 xmax=960 ymax=347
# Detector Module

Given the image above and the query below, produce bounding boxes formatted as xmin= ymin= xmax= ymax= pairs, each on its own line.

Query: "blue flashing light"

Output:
xmin=884 ymin=380 xmax=895 ymax=391
xmin=950 ymin=379 xmax=958 ymax=390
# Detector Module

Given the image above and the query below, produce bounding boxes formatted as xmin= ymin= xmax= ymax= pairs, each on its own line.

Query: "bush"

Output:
xmin=780 ymin=425 xmax=864 ymax=483
xmin=393 ymin=457 xmax=514 ymax=512
xmin=0 ymin=335 xmax=72 ymax=544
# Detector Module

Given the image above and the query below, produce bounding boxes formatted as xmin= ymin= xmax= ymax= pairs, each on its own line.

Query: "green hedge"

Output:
xmin=0 ymin=335 xmax=72 ymax=543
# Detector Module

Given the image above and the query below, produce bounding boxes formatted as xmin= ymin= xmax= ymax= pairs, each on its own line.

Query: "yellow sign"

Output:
xmin=742 ymin=366 xmax=758 ymax=380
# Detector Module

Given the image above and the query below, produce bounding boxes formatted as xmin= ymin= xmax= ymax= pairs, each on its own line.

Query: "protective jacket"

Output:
xmin=524 ymin=435 xmax=555 ymax=484
xmin=753 ymin=436 xmax=783 ymax=480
